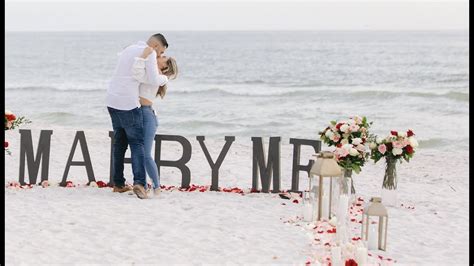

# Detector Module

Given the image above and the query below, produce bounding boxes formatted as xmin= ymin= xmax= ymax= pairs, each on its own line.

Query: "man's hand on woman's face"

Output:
xmin=141 ymin=46 xmax=155 ymax=59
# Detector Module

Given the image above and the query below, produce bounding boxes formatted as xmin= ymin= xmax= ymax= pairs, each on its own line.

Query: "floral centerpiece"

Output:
xmin=368 ymin=129 xmax=418 ymax=206
xmin=319 ymin=115 xmax=373 ymax=193
xmin=5 ymin=110 xmax=31 ymax=155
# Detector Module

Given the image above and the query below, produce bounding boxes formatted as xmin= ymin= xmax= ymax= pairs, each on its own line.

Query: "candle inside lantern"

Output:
xmin=368 ymin=224 xmax=378 ymax=250
xmin=303 ymin=202 xmax=313 ymax=222
xmin=355 ymin=247 xmax=368 ymax=265
xmin=331 ymin=246 xmax=342 ymax=266
xmin=337 ymin=194 xmax=349 ymax=222
xmin=321 ymin=192 xmax=329 ymax=220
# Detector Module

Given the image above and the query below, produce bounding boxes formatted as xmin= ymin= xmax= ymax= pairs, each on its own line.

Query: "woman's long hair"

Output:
xmin=157 ymin=57 xmax=178 ymax=99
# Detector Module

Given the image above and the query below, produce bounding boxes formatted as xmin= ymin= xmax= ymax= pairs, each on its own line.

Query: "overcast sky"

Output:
xmin=5 ymin=1 xmax=469 ymax=31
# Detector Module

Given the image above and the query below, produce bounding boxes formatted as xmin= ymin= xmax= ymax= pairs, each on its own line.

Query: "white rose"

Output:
xmin=376 ymin=137 xmax=383 ymax=144
xmin=340 ymin=124 xmax=349 ymax=133
xmin=325 ymin=130 xmax=334 ymax=139
xmin=398 ymin=132 xmax=407 ymax=138
xmin=342 ymin=144 xmax=352 ymax=150
xmin=349 ymin=148 xmax=359 ymax=156
xmin=408 ymin=136 xmax=418 ymax=148
xmin=89 ymin=181 xmax=98 ymax=187
xmin=341 ymin=139 xmax=349 ymax=145
xmin=369 ymin=142 xmax=377 ymax=149
xmin=392 ymin=148 xmax=403 ymax=156
xmin=352 ymin=138 xmax=362 ymax=145
xmin=356 ymin=144 xmax=366 ymax=152
xmin=5 ymin=110 xmax=13 ymax=115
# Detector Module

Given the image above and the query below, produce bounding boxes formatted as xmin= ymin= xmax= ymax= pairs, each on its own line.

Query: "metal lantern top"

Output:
xmin=310 ymin=151 xmax=342 ymax=177
xmin=363 ymin=197 xmax=388 ymax=217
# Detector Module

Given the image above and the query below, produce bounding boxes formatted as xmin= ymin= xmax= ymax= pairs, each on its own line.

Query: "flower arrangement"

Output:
xmin=319 ymin=115 xmax=373 ymax=174
xmin=368 ymin=129 xmax=418 ymax=163
xmin=5 ymin=109 xmax=31 ymax=155
xmin=368 ymin=129 xmax=418 ymax=191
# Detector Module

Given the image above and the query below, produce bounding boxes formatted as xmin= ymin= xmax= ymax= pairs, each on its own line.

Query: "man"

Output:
xmin=106 ymin=33 xmax=169 ymax=199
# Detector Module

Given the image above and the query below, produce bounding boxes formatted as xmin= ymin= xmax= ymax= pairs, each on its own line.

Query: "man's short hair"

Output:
xmin=152 ymin=33 xmax=169 ymax=48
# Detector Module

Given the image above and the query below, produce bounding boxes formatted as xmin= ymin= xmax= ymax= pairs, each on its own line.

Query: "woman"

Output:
xmin=132 ymin=47 xmax=178 ymax=196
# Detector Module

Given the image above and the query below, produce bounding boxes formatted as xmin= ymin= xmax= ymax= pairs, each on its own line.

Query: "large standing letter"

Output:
xmin=60 ymin=131 xmax=96 ymax=186
xmin=108 ymin=131 xmax=132 ymax=187
xmin=289 ymin=138 xmax=321 ymax=193
xmin=251 ymin=137 xmax=281 ymax=193
xmin=18 ymin=129 xmax=53 ymax=185
xmin=196 ymin=136 xmax=235 ymax=191
xmin=154 ymin=134 xmax=192 ymax=188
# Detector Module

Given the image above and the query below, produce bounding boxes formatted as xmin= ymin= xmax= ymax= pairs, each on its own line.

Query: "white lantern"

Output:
xmin=310 ymin=151 xmax=342 ymax=220
xmin=361 ymin=197 xmax=388 ymax=251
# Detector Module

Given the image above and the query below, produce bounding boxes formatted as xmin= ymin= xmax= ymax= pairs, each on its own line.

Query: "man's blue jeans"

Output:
xmin=107 ymin=106 xmax=146 ymax=187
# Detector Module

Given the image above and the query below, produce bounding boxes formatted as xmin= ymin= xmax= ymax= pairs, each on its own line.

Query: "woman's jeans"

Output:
xmin=142 ymin=105 xmax=160 ymax=189
xmin=107 ymin=107 xmax=146 ymax=187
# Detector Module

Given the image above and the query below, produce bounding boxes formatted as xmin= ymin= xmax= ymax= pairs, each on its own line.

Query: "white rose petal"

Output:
xmin=408 ymin=136 xmax=418 ymax=148
xmin=5 ymin=110 xmax=13 ymax=115
xmin=369 ymin=142 xmax=377 ymax=149
xmin=398 ymin=132 xmax=407 ymax=137
xmin=392 ymin=148 xmax=403 ymax=156
xmin=349 ymin=148 xmax=359 ymax=156
xmin=325 ymin=130 xmax=334 ymax=139
xmin=352 ymin=138 xmax=362 ymax=145
xmin=340 ymin=124 xmax=349 ymax=133
xmin=376 ymin=137 xmax=383 ymax=144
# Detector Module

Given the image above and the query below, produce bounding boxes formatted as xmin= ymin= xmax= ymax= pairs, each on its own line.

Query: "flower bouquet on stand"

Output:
xmin=5 ymin=110 xmax=31 ymax=155
xmin=368 ymin=129 xmax=418 ymax=206
xmin=319 ymin=115 xmax=373 ymax=196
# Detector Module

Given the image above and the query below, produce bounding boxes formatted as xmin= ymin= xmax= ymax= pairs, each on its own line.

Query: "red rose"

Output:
xmin=4 ymin=141 xmax=8 ymax=148
xmin=345 ymin=259 xmax=358 ymax=266
xmin=336 ymin=123 xmax=343 ymax=130
xmin=96 ymin=181 xmax=108 ymax=188
xmin=405 ymin=145 xmax=414 ymax=154
xmin=390 ymin=130 xmax=398 ymax=136
xmin=407 ymin=129 xmax=414 ymax=137
xmin=336 ymin=143 xmax=342 ymax=148
xmin=6 ymin=114 xmax=16 ymax=121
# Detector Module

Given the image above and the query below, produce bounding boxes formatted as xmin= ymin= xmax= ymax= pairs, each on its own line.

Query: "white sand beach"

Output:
xmin=4 ymin=126 xmax=469 ymax=265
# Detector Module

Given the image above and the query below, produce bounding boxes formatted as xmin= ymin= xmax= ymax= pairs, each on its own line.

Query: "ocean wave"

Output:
xmin=350 ymin=90 xmax=469 ymax=102
xmin=172 ymin=120 xmax=288 ymax=129
xmin=6 ymin=86 xmax=104 ymax=93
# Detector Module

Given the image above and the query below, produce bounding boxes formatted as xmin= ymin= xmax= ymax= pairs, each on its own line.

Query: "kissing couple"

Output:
xmin=106 ymin=33 xmax=178 ymax=199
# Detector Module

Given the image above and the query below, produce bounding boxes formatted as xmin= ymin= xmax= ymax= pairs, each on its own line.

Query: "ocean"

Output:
xmin=5 ymin=31 xmax=469 ymax=151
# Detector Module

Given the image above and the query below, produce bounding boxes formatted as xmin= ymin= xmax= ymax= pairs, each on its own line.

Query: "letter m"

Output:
xmin=18 ymin=129 xmax=53 ymax=185
xmin=251 ymin=137 xmax=281 ymax=193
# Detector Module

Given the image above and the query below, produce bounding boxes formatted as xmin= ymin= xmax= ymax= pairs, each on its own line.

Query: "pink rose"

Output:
xmin=392 ymin=141 xmax=405 ymax=149
xmin=349 ymin=124 xmax=360 ymax=132
xmin=378 ymin=144 xmax=387 ymax=154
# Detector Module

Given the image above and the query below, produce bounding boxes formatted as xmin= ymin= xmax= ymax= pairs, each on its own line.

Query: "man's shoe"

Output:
xmin=133 ymin=184 xmax=148 ymax=199
xmin=113 ymin=185 xmax=132 ymax=193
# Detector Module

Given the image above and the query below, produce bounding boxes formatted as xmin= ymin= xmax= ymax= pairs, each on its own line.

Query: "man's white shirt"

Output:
xmin=106 ymin=41 xmax=168 ymax=110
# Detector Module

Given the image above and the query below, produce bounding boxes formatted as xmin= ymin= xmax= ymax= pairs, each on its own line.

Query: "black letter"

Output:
xmin=251 ymin=137 xmax=281 ymax=193
xmin=154 ymin=134 xmax=192 ymax=188
xmin=60 ymin=131 xmax=96 ymax=186
xmin=197 ymin=136 xmax=235 ymax=191
xmin=289 ymin=138 xmax=321 ymax=193
xmin=19 ymin=129 xmax=53 ymax=185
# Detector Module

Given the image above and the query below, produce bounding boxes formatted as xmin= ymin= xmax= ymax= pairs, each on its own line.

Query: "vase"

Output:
xmin=381 ymin=157 xmax=398 ymax=207
xmin=339 ymin=168 xmax=355 ymax=203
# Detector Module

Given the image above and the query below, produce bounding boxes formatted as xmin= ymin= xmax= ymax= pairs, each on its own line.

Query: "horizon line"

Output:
xmin=5 ymin=29 xmax=469 ymax=32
